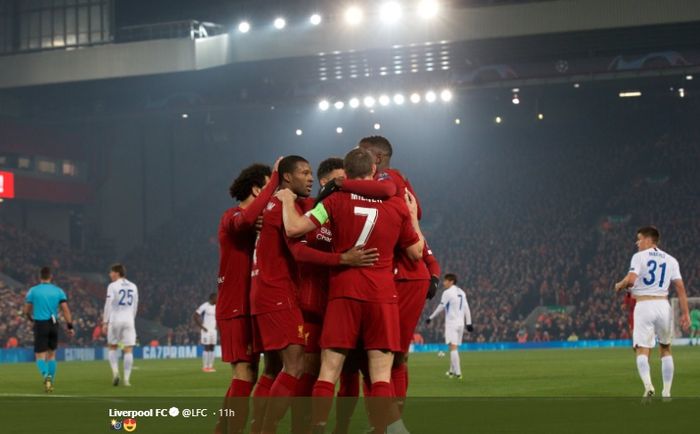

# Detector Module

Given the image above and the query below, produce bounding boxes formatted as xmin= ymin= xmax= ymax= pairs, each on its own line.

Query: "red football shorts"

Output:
xmin=252 ymin=308 xmax=306 ymax=353
xmin=321 ymin=298 xmax=400 ymax=352
xmin=218 ymin=316 xmax=258 ymax=364
xmin=397 ymin=280 xmax=430 ymax=353
xmin=304 ymin=320 xmax=322 ymax=354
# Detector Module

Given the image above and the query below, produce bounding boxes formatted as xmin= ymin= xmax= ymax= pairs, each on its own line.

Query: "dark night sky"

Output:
xmin=115 ymin=0 xmax=323 ymax=27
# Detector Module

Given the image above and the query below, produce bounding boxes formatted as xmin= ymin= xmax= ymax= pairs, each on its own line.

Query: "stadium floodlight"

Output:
xmin=425 ymin=91 xmax=437 ymax=103
xmin=336 ymin=127 xmax=344 ymax=134
xmin=334 ymin=101 xmax=345 ymax=110
xmin=512 ymin=94 xmax=520 ymax=104
xmin=296 ymin=129 xmax=303 ymax=136
xmin=374 ymin=123 xmax=381 ymax=130
xmin=379 ymin=2 xmax=402 ymax=24
xmin=319 ymin=100 xmax=330 ymax=111
xmin=678 ymin=88 xmax=686 ymax=98
xmin=238 ymin=21 xmax=251 ymax=33
xmin=495 ymin=116 xmax=503 ymax=124
xmin=686 ymin=74 xmax=693 ymax=80
xmin=363 ymin=96 xmax=376 ymax=108
xmin=417 ymin=0 xmax=439 ymax=19
xmin=273 ymin=18 xmax=286 ymax=30
xmin=618 ymin=91 xmax=641 ymax=98
xmin=379 ymin=95 xmax=391 ymax=106
xmin=345 ymin=6 xmax=364 ymax=26
xmin=410 ymin=93 xmax=421 ymax=103
xmin=393 ymin=94 xmax=405 ymax=105
xmin=181 ymin=113 xmax=189 ymax=119
xmin=454 ymin=118 xmax=461 ymax=125
xmin=310 ymin=14 xmax=322 ymax=26
xmin=573 ymin=82 xmax=580 ymax=88
xmin=537 ymin=113 xmax=544 ymax=120
xmin=349 ymin=97 xmax=360 ymax=108
xmin=440 ymin=89 xmax=453 ymax=102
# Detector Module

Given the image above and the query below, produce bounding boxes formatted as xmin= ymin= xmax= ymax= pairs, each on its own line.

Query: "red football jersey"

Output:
xmin=250 ymin=197 xmax=303 ymax=315
xmin=307 ymin=192 xmax=420 ymax=303
xmin=216 ymin=172 xmax=279 ymax=320
xmin=376 ymin=168 xmax=431 ymax=281
xmin=296 ymin=223 xmax=332 ymax=317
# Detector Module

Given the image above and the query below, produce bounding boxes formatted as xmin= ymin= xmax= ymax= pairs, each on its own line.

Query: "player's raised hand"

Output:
xmin=273 ymin=156 xmax=284 ymax=172
xmin=405 ymin=190 xmax=419 ymax=218
xmin=340 ymin=246 xmax=379 ymax=267
xmin=275 ymin=188 xmax=297 ymax=203
xmin=314 ymin=178 xmax=340 ymax=207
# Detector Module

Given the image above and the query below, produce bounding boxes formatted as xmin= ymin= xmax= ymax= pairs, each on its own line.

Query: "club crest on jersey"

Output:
xmin=377 ymin=171 xmax=391 ymax=181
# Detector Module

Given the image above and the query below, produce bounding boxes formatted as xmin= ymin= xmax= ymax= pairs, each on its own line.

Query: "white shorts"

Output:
xmin=633 ymin=299 xmax=672 ymax=348
xmin=108 ymin=322 xmax=137 ymax=347
xmin=201 ymin=329 xmax=217 ymax=345
xmin=445 ymin=324 xmax=464 ymax=345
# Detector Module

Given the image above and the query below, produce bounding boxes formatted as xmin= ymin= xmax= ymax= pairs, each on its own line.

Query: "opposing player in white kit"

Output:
xmin=102 ymin=263 xmax=139 ymax=386
xmin=426 ymin=274 xmax=473 ymax=380
xmin=193 ymin=293 xmax=218 ymax=372
xmin=615 ymin=227 xmax=690 ymax=398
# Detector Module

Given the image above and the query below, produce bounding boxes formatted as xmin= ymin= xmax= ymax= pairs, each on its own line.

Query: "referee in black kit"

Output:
xmin=23 ymin=267 xmax=75 ymax=393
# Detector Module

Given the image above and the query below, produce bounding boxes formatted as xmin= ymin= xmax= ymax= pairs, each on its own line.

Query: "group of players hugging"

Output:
xmin=215 ymin=136 xmax=441 ymax=434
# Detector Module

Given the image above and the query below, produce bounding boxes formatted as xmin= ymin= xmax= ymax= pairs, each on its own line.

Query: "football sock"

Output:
xmin=334 ymin=371 xmax=360 ymax=434
xmin=108 ymin=350 xmax=119 ymax=378
xmin=391 ymin=364 xmax=408 ymax=398
xmin=262 ymin=373 xmax=300 ymax=432
xmin=36 ymin=359 xmax=48 ymax=378
xmin=250 ymin=375 xmax=275 ymax=433
xmin=636 ymin=355 xmax=652 ymax=387
xmin=47 ymin=359 xmax=56 ymax=379
xmin=291 ymin=373 xmax=317 ymax=434
xmin=661 ymin=355 xmax=674 ymax=396
xmin=311 ymin=380 xmax=335 ymax=428
xmin=124 ymin=353 xmax=133 ymax=383
xmin=450 ymin=350 xmax=461 ymax=376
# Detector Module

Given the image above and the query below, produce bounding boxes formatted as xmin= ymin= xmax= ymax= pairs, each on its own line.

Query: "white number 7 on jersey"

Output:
xmin=354 ymin=206 xmax=378 ymax=247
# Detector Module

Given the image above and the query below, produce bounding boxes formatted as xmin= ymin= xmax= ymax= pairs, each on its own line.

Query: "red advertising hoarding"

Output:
xmin=0 ymin=171 xmax=15 ymax=199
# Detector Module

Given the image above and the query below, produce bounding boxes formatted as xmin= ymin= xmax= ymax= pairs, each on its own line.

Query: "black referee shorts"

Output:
xmin=33 ymin=320 xmax=59 ymax=353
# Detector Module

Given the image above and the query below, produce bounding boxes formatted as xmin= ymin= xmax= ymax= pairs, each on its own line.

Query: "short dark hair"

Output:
xmin=40 ymin=267 xmax=52 ymax=280
xmin=317 ymin=157 xmax=344 ymax=181
xmin=278 ymin=155 xmax=308 ymax=179
xmin=209 ymin=292 xmax=217 ymax=301
xmin=343 ymin=148 xmax=374 ymax=179
xmin=359 ymin=135 xmax=393 ymax=157
xmin=444 ymin=273 xmax=458 ymax=284
xmin=229 ymin=164 xmax=272 ymax=201
xmin=637 ymin=226 xmax=660 ymax=243
xmin=111 ymin=263 xmax=126 ymax=277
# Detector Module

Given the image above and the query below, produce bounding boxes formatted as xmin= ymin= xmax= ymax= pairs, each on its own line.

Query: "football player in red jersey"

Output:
xmin=216 ymin=159 xmax=281 ymax=434
xmin=251 ymin=155 xmax=381 ymax=434
xmin=357 ymin=136 xmax=441 ymax=401
xmin=277 ymin=148 xmax=425 ymax=434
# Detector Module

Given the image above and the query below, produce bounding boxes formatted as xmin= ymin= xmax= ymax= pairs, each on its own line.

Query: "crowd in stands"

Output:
xmin=1 ymin=108 xmax=698 ymax=348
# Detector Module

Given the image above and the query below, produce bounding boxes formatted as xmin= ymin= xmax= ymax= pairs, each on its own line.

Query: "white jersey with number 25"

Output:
xmin=103 ymin=278 xmax=139 ymax=324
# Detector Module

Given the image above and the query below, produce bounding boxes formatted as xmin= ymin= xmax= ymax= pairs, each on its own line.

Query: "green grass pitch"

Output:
xmin=3 ymin=347 xmax=699 ymax=397
xmin=1 ymin=347 xmax=698 ymax=433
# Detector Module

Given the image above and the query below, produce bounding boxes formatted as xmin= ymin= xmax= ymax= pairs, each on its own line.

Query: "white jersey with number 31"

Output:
xmin=629 ymin=247 xmax=682 ymax=297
